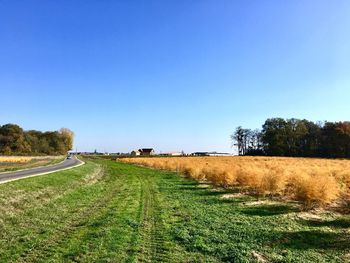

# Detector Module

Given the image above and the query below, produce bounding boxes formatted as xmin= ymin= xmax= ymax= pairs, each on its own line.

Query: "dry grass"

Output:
xmin=121 ymin=156 xmax=350 ymax=208
xmin=83 ymin=164 xmax=105 ymax=185
xmin=0 ymin=156 xmax=65 ymax=173
xmin=0 ymin=156 xmax=32 ymax=163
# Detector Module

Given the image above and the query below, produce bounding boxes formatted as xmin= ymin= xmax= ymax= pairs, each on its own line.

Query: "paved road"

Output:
xmin=0 ymin=157 xmax=84 ymax=184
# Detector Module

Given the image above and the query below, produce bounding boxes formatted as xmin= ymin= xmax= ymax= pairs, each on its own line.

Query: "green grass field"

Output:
xmin=0 ymin=158 xmax=349 ymax=262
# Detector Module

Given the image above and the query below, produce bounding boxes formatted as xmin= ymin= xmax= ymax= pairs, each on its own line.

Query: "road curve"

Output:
xmin=0 ymin=156 xmax=84 ymax=184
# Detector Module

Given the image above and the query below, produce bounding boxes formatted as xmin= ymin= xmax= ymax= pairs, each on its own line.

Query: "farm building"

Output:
xmin=131 ymin=148 xmax=155 ymax=156
xmin=159 ymin=152 xmax=183 ymax=156
xmin=191 ymin=152 xmax=231 ymax=156
xmin=191 ymin=152 xmax=210 ymax=156
xmin=207 ymin=152 xmax=231 ymax=156
xmin=130 ymin=150 xmax=141 ymax=156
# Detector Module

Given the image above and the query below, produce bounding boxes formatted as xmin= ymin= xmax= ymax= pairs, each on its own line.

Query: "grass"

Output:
xmin=0 ymin=156 xmax=65 ymax=173
xmin=0 ymin=158 xmax=349 ymax=262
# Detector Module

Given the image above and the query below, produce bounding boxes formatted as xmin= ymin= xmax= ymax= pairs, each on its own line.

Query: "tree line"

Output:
xmin=232 ymin=118 xmax=350 ymax=158
xmin=0 ymin=124 xmax=74 ymax=155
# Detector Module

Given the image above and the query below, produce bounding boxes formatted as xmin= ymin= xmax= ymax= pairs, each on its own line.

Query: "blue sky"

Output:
xmin=1 ymin=1 xmax=350 ymax=153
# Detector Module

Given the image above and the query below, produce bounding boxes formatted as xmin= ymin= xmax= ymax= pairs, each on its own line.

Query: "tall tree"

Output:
xmin=232 ymin=127 xmax=263 ymax=155
xmin=60 ymin=128 xmax=74 ymax=151
xmin=321 ymin=122 xmax=350 ymax=158
xmin=247 ymin=129 xmax=264 ymax=155
xmin=261 ymin=118 xmax=288 ymax=156
xmin=231 ymin=126 xmax=244 ymax=155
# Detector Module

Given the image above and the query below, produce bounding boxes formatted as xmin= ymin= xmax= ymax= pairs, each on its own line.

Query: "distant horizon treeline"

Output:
xmin=0 ymin=124 xmax=74 ymax=156
xmin=232 ymin=118 xmax=350 ymax=158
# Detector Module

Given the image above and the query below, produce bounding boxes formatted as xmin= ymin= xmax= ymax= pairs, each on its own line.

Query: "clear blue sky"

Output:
xmin=1 ymin=1 xmax=349 ymax=153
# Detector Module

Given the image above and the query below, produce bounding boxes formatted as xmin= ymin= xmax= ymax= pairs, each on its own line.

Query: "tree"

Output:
xmin=284 ymin=119 xmax=308 ymax=156
xmin=234 ymin=118 xmax=350 ymax=158
xmin=0 ymin=124 xmax=30 ymax=154
xmin=231 ymin=127 xmax=263 ymax=155
xmin=59 ymin=128 xmax=74 ymax=151
xmin=0 ymin=123 xmax=74 ymax=156
xmin=231 ymin=126 xmax=248 ymax=155
xmin=246 ymin=129 xmax=264 ymax=155
xmin=25 ymin=130 xmax=42 ymax=154
xmin=300 ymin=120 xmax=322 ymax=157
xmin=261 ymin=118 xmax=288 ymax=156
xmin=321 ymin=122 xmax=350 ymax=158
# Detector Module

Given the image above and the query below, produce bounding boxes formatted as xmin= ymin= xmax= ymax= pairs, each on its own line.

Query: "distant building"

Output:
xmin=131 ymin=148 xmax=155 ymax=156
xmin=191 ymin=152 xmax=210 ymax=156
xmin=158 ymin=152 xmax=183 ymax=156
xmin=130 ymin=150 xmax=141 ymax=156
xmin=207 ymin=152 xmax=231 ymax=156
xmin=140 ymin=148 xmax=155 ymax=156
xmin=191 ymin=152 xmax=231 ymax=156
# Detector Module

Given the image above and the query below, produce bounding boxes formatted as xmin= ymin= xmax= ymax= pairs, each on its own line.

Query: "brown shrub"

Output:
xmin=291 ymin=173 xmax=340 ymax=207
xmin=203 ymin=166 xmax=236 ymax=187
xmin=258 ymin=167 xmax=286 ymax=196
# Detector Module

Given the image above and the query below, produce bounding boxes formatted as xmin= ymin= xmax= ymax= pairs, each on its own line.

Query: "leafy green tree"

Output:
xmin=300 ymin=120 xmax=322 ymax=157
xmin=236 ymin=118 xmax=350 ymax=158
xmin=261 ymin=118 xmax=288 ymax=156
xmin=321 ymin=122 xmax=350 ymax=158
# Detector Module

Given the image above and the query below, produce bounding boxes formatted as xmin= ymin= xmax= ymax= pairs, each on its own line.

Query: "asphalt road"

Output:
xmin=0 ymin=157 xmax=84 ymax=184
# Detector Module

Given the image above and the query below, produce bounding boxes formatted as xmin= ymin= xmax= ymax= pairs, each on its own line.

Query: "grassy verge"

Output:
xmin=0 ymin=159 xmax=348 ymax=262
xmin=0 ymin=156 xmax=65 ymax=173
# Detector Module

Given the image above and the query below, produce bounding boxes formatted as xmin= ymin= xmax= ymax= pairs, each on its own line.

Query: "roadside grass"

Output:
xmin=0 ymin=159 xmax=349 ymax=262
xmin=0 ymin=156 xmax=65 ymax=173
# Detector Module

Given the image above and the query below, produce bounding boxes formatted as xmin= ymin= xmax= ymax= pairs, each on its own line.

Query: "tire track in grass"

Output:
xmin=135 ymin=173 xmax=171 ymax=262
xmin=19 ymin=164 xmax=145 ymax=262
xmin=60 ymin=171 xmax=142 ymax=262
xmin=2 ymin=160 xmax=183 ymax=262
xmin=126 ymin=174 xmax=146 ymax=263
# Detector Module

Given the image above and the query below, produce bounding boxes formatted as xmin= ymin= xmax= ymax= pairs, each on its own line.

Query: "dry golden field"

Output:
xmin=121 ymin=156 xmax=350 ymax=208
xmin=0 ymin=156 xmax=32 ymax=163
xmin=0 ymin=156 xmax=65 ymax=173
